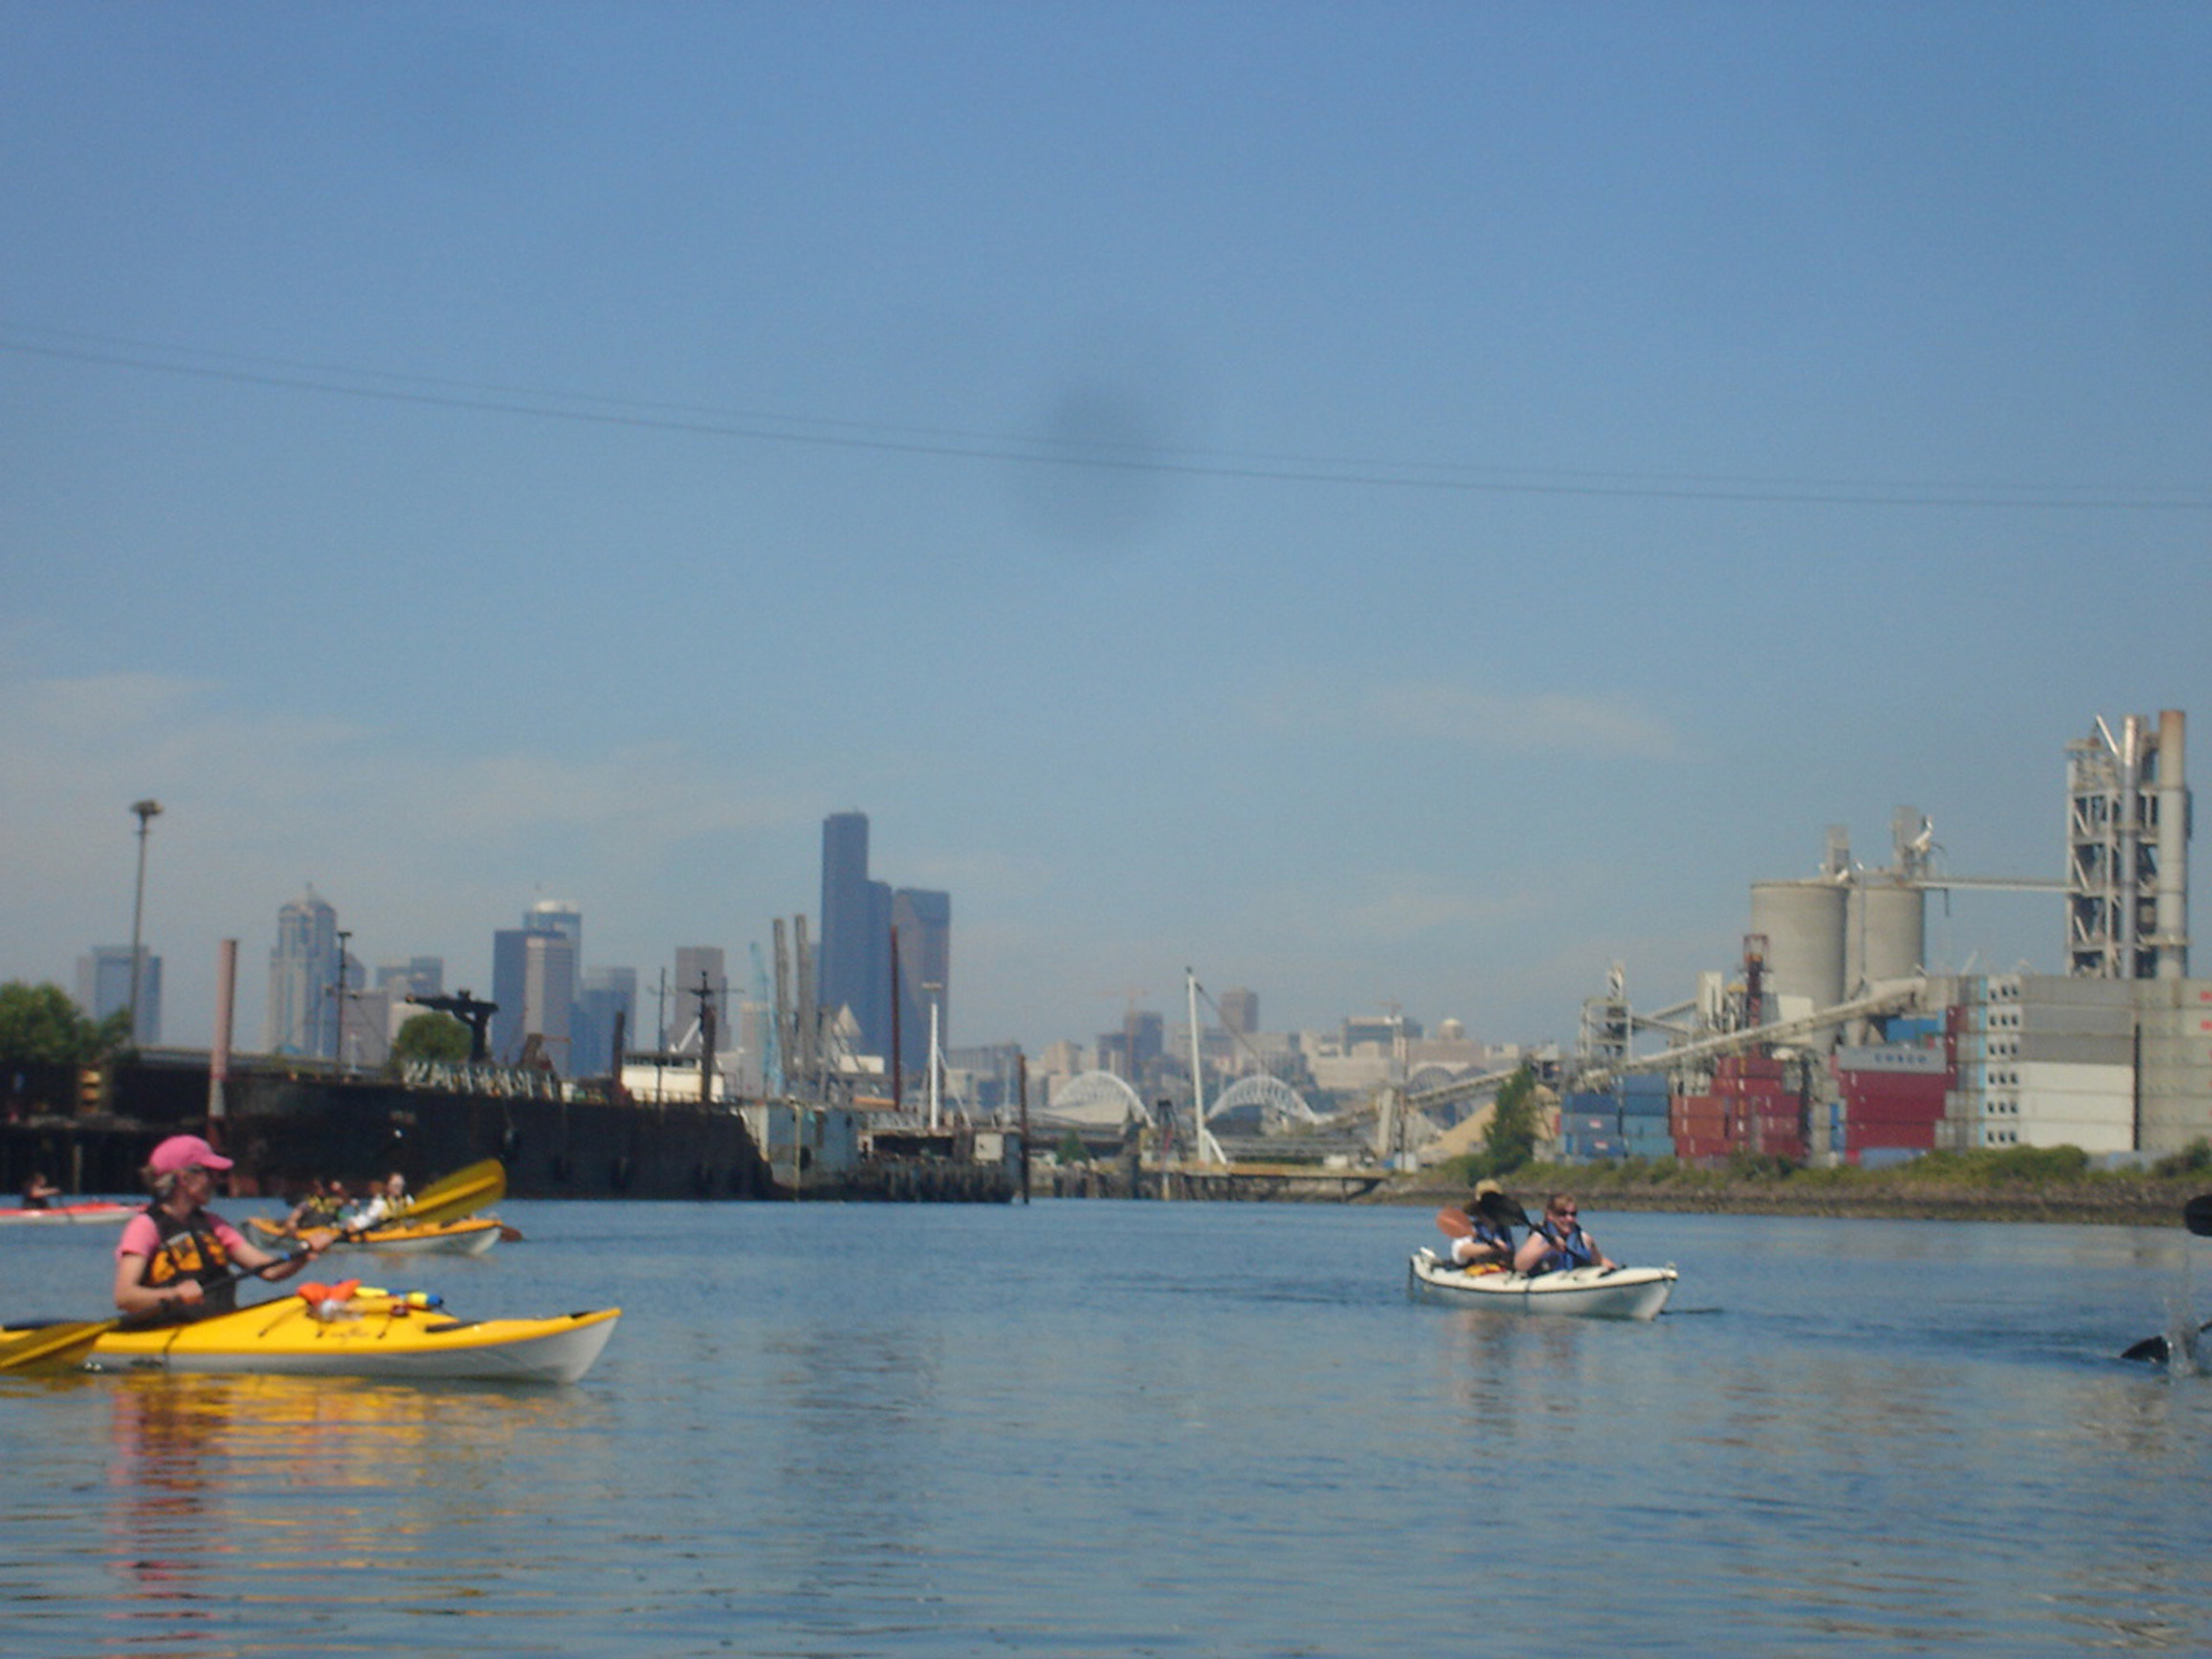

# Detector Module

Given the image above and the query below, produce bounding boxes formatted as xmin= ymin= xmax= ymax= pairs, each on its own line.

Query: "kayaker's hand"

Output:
xmin=171 ymin=1281 xmax=205 ymax=1308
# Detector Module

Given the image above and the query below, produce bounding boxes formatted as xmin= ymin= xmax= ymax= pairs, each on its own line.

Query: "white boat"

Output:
xmin=1407 ymin=1248 xmax=1677 ymax=1320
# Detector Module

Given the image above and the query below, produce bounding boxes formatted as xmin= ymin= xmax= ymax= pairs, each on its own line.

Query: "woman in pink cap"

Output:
xmin=113 ymin=1135 xmax=321 ymax=1322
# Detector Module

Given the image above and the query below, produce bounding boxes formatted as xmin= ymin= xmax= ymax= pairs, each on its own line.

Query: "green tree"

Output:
xmin=1479 ymin=1065 xmax=1541 ymax=1176
xmin=389 ymin=1011 xmax=473 ymax=1067
xmin=0 ymin=982 xmax=113 ymax=1066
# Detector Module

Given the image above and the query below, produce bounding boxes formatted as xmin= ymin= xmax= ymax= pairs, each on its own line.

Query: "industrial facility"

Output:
xmin=1537 ymin=708 xmax=2201 ymax=1167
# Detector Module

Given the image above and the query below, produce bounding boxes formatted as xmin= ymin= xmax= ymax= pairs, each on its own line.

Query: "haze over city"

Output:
xmin=5 ymin=5 xmax=2207 ymax=1059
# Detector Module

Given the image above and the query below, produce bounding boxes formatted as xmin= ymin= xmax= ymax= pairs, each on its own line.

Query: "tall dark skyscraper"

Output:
xmin=818 ymin=811 xmax=931 ymax=1066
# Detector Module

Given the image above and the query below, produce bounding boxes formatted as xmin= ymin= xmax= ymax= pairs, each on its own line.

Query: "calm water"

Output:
xmin=5 ymin=1198 xmax=2210 ymax=1657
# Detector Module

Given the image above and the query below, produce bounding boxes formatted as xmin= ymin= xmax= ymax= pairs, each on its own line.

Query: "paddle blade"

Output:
xmin=2183 ymin=1194 xmax=2212 ymax=1237
xmin=0 ymin=1319 xmax=112 ymax=1375
xmin=402 ymin=1160 xmax=506 ymax=1228
xmin=1435 ymin=1206 xmax=1472 ymax=1240
xmin=2120 ymin=1334 xmax=2171 ymax=1364
xmin=1482 ymin=1190 xmax=1534 ymax=1230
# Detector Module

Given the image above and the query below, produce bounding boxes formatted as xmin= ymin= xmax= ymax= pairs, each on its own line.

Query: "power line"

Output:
xmin=4 ymin=323 xmax=2206 ymax=512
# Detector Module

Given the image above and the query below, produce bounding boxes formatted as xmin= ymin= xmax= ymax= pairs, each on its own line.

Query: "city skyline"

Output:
xmin=6 ymin=9 xmax=2206 ymax=1061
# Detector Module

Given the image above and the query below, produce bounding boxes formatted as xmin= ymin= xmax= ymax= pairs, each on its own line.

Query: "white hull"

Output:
xmin=1407 ymin=1249 xmax=1676 ymax=1320
xmin=345 ymin=1223 xmax=502 ymax=1257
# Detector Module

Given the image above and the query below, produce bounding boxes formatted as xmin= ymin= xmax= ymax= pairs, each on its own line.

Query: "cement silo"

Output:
xmin=1750 ymin=878 xmax=1848 ymax=1016
xmin=1848 ymin=876 xmax=1927 ymax=989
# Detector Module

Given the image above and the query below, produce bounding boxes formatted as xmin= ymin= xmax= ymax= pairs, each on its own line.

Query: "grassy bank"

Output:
xmin=1382 ymin=1143 xmax=2212 ymax=1228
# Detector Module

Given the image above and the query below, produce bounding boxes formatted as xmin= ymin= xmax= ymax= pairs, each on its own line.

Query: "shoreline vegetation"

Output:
xmin=1380 ymin=1142 xmax=2212 ymax=1228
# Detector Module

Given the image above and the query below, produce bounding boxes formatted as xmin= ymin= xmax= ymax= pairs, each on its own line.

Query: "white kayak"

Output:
xmin=1407 ymin=1248 xmax=1677 ymax=1320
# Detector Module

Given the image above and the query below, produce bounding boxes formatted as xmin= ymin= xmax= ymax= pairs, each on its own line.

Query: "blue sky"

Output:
xmin=4 ymin=3 xmax=2207 ymax=1057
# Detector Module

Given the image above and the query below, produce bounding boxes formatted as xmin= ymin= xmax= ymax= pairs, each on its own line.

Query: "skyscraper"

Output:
xmin=892 ymin=887 xmax=951 ymax=1079
xmin=575 ymin=965 xmax=638 ymax=1076
xmin=375 ymin=957 xmax=445 ymax=999
xmin=527 ymin=899 xmax=583 ymax=961
xmin=492 ymin=905 xmax=579 ymax=1073
xmin=267 ymin=889 xmax=340 ymax=1057
xmin=77 ymin=945 xmax=161 ymax=1044
xmin=819 ymin=812 xmax=892 ymax=1058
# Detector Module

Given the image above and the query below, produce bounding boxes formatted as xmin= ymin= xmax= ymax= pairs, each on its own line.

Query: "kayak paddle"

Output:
xmin=1436 ymin=1190 xmax=1537 ymax=1237
xmin=0 ymin=1158 xmax=507 ymax=1375
xmin=2121 ymin=1321 xmax=2212 ymax=1364
xmin=2117 ymin=1195 xmax=2212 ymax=1362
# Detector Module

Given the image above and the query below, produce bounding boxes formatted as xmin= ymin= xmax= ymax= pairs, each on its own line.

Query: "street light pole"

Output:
xmin=127 ymin=799 xmax=163 ymax=1043
xmin=334 ymin=928 xmax=352 ymax=1070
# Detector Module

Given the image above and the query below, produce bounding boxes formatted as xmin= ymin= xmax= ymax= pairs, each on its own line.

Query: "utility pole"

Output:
xmin=334 ymin=928 xmax=352 ymax=1070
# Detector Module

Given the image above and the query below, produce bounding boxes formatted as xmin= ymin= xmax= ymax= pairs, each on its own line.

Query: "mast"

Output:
xmin=1186 ymin=968 xmax=1206 ymax=1176
xmin=927 ymin=994 xmax=940 ymax=1132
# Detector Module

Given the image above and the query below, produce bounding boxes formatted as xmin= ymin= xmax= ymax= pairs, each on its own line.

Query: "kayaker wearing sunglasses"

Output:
xmin=113 ymin=1135 xmax=322 ymax=1323
xmin=1514 ymin=1193 xmax=1617 ymax=1275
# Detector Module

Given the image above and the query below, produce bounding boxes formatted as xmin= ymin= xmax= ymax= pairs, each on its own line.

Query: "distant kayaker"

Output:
xmin=1447 ymin=1179 xmax=1517 ymax=1272
xmin=282 ymin=1176 xmax=344 ymax=1234
xmin=113 ymin=1135 xmax=321 ymax=1323
xmin=19 ymin=1172 xmax=60 ymax=1210
xmin=343 ymin=1171 xmax=409 ymax=1231
xmin=1514 ymin=1193 xmax=1618 ymax=1275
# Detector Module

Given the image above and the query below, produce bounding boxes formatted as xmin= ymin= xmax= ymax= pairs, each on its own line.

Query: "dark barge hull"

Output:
xmin=219 ymin=1073 xmax=776 ymax=1200
xmin=7 ymin=1054 xmax=1012 ymax=1204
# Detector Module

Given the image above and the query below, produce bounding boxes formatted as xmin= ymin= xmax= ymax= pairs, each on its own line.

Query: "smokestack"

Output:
xmin=2154 ymin=709 xmax=2189 ymax=979
xmin=209 ymin=938 xmax=236 ymax=1118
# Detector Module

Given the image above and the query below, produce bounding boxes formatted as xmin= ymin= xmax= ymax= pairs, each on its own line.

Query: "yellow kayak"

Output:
xmin=1 ymin=1292 xmax=618 ymax=1383
xmin=249 ymin=1214 xmax=503 ymax=1256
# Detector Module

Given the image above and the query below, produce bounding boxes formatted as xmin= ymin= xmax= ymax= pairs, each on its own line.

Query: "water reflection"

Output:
xmin=89 ymin=1373 xmax=609 ymax=1648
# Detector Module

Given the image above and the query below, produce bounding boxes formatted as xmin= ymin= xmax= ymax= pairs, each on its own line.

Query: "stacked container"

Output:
xmin=2138 ymin=980 xmax=2212 ymax=1155
xmin=1670 ymin=1054 xmax=1802 ymax=1161
xmin=1833 ymin=1042 xmax=1950 ymax=1162
xmin=1619 ymin=1073 xmax=1672 ymax=1159
xmin=1724 ymin=1054 xmax=1804 ymax=1158
xmin=1558 ymin=1090 xmax=1624 ymax=1161
xmin=1948 ymin=974 xmax=2135 ymax=1152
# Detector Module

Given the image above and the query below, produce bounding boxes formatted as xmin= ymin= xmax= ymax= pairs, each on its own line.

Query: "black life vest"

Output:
xmin=139 ymin=1205 xmax=241 ymax=1313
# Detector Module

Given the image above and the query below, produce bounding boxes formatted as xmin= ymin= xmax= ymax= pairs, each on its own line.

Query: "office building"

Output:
xmin=267 ymin=889 xmax=340 ymax=1057
xmin=77 ymin=944 xmax=161 ymax=1045
xmin=575 ymin=965 xmax=639 ymax=1077
xmin=492 ymin=914 xmax=578 ymax=1073
xmin=893 ymin=887 xmax=951 ymax=1079
xmin=819 ymin=811 xmax=894 ymax=1059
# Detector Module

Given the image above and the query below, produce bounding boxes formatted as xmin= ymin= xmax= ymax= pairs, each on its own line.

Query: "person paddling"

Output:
xmin=342 ymin=1171 xmax=409 ymax=1231
xmin=1514 ymin=1192 xmax=1618 ymax=1275
xmin=1447 ymin=1179 xmax=1518 ymax=1272
xmin=113 ymin=1136 xmax=321 ymax=1324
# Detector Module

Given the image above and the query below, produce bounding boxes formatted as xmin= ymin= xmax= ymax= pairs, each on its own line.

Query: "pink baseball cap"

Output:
xmin=149 ymin=1134 xmax=233 ymax=1176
